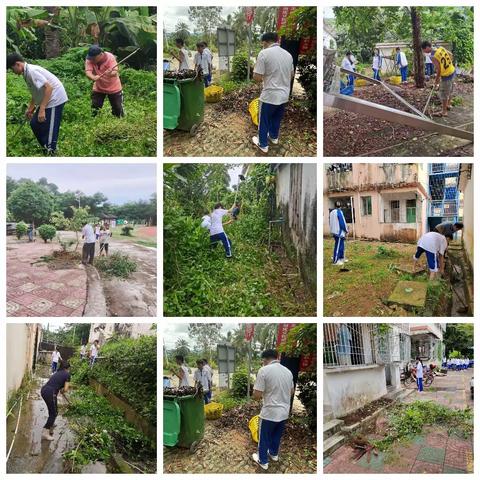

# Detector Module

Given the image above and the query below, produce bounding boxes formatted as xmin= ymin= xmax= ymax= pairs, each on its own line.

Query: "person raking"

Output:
xmin=7 ymin=53 xmax=68 ymax=155
xmin=251 ymin=349 xmax=294 ymax=470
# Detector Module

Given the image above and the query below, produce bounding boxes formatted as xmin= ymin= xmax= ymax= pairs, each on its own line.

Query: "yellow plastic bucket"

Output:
xmin=249 ymin=98 xmax=260 ymax=126
xmin=205 ymin=85 xmax=224 ymax=103
xmin=204 ymin=402 xmax=224 ymax=420
xmin=389 ymin=76 xmax=402 ymax=85
xmin=248 ymin=415 xmax=260 ymax=443
xmin=355 ymin=79 xmax=368 ymax=87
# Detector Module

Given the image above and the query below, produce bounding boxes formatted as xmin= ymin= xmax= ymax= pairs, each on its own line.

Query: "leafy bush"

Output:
xmin=297 ymin=371 xmax=317 ymax=431
xmin=69 ymin=355 xmax=91 ymax=385
xmin=95 ymin=252 xmax=137 ymax=278
xmin=90 ymin=335 xmax=157 ymax=424
xmin=38 ymin=224 xmax=56 ymax=243
xmin=231 ymin=368 xmax=254 ymax=399
xmin=374 ymin=245 xmax=400 ymax=258
xmin=121 ymin=225 xmax=134 ymax=236
xmin=64 ymin=385 xmax=155 ymax=471
xmin=215 ymin=389 xmax=248 ymax=411
xmin=15 ymin=221 xmax=27 ymax=239
xmin=231 ymin=52 xmax=253 ymax=82
xmin=297 ymin=55 xmax=317 ymax=115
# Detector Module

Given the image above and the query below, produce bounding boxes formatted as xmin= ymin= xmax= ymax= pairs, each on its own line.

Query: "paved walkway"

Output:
xmin=324 ymin=369 xmax=474 ymax=474
xmin=7 ymin=240 xmax=87 ymax=317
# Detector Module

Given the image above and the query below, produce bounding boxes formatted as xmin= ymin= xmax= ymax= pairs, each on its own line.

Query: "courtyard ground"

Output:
xmin=164 ymin=82 xmax=317 ymax=157
xmin=324 ymin=368 xmax=474 ymax=474
xmin=324 ymin=79 xmax=473 ymax=157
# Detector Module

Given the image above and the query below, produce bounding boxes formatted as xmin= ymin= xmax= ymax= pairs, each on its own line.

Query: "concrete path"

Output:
xmin=7 ymin=239 xmax=87 ymax=317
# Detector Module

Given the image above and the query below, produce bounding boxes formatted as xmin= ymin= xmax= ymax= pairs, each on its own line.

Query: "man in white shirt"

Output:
xmin=210 ymin=203 xmax=234 ymax=258
xmin=194 ymin=42 xmax=211 ymax=87
xmin=194 ymin=360 xmax=212 ymax=404
xmin=341 ymin=51 xmax=356 ymax=86
xmin=395 ymin=47 xmax=409 ymax=84
xmin=252 ymin=349 xmax=294 ymax=470
xmin=7 ymin=53 xmax=68 ymax=155
xmin=252 ymin=32 xmax=294 ymax=153
xmin=172 ymin=355 xmax=190 ymax=387
xmin=81 ymin=222 xmax=96 ymax=265
xmin=51 ymin=347 xmax=62 ymax=373
xmin=413 ymin=231 xmax=448 ymax=280
xmin=202 ymin=358 xmax=213 ymax=402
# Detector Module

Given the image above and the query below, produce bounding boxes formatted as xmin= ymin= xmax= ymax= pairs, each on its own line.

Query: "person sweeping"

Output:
xmin=7 ymin=53 xmax=68 ymax=155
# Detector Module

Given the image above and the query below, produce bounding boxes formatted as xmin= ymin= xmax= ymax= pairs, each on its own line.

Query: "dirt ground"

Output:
xmin=99 ymin=239 xmax=157 ymax=317
xmin=323 ymin=239 xmax=427 ymax=317
xmin=164 ymin=413 xmax=316 ymax=474
xmin=164 ymin=82 xmax=317 ymax=157
xmin=324 ymin=78 xmax=473 ymax=157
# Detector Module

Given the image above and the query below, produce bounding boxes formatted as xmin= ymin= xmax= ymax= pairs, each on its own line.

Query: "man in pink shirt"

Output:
xmin=85 ymin=45 xmax=124 ymax=117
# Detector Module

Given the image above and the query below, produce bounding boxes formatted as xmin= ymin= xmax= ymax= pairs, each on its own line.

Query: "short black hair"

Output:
xmin=261 ymin=32 xmax=278 ymax=43
xmin=196 ymin=359 xmax=204 ymax=365
xmin=421 ymin=41 xmax=431 ymax=49
xmin=261 ymin=349 xmax=278 ymax=360
xmin=455 ymin=222 xmax=464 ymax=229
xmin=335 ymin=201 xmax=342 ymax=208
xmin=214 ymin=203 xmax=223 ymax=209
xmin=346 ymin=50 xmax=352 ymax=56
xmin=196 ymin=42 xmax=204 ymax=48
xmin=175 ymin=354 xmax=184 ymax=362
xmin=7 ymin=53 xmax=24 ymax=69
xmin=175 ymin=38 xmax=184 ymax=46
xmin=202 ymin=358 xmax=208 ymax=363
xmin=396 ymin=47 xmax=400 ymax=51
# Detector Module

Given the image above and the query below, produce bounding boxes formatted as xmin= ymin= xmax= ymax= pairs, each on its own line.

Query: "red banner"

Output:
xmin=245 ymin=323 xmax=255 ymax=342
xmin=299 ymin=36 xmax=316 ymax=55
xmin=300 ymin=352 xmax=315 ymax=372
xmin=276 ymin=323 xmax=296 ymax=347
xmin=277 ymin=6 xmax=297 ymax=31
xmin=245 ymin=7 xmax=255 ymax=25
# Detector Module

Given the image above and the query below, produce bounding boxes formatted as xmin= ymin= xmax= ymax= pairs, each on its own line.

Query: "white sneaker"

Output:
xmin=334 ymin=260 xmax=344 ymax=266
xmin=252 ymin=453 xmax=268 ymax=470
xmin=42 ymin=429 xmax=54 ymax=441
xmin=268 ymin=135 xmax=279 ymax=145
xmin=268 ymin=451 xmax=279 ymax=461
xmin=343 ymin=258 xmax=349 ymax=263
xmin=252 ymin=136 xmax=268 ymax=153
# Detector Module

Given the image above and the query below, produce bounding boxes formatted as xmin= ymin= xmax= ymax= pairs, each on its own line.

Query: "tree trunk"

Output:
xmin=44 ymin=7 xmax=61 ymax=58
xmin=411 ymin=7 xmax=425 ymax=88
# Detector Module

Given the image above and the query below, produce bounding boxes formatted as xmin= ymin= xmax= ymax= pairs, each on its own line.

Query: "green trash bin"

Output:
xmin=164 ymin=395 xmax=205 ymax=451
xmin=163 ymin=77 xmax=205 ymax=135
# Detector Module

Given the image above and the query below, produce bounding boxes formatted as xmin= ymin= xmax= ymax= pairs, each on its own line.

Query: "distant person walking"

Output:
xmin=7 ymin=53 xmax=68 ymax=155
xmin=252 ymin=349 xmax=294 ymax=470
xmin=194 ymin=360 xmax=212 ymax=404
xmin=51 ymin=347 xmax=62 ymax=374
xmin=252 ymin=32 xmax=294 ymax=153
xmin=40 ymin=360 xmax=71 ymax=441
xmin=81 ymin=221 xmax=96 ymax=265
xmin=85 ymin=45 xmax=124 ymax=117
xmin=372 ymin=48 xmax=382 ymax=81
xmin=415 ymin=357 xmax=424 ymax=393
xmin=395 ymin=47 xmax=409 ymax=84
xmin=89 ymin=339 xmax=99 ymax=367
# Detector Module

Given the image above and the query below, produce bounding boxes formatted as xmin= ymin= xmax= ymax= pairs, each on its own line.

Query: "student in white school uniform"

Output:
xmin=194 ymin=360 xmax=212 ymax=404
xmin=413 ymin=231 xmax=448 ymax=280
xmin=51 ymin=347 xmax=62 ymax=374
xmin=172 ymin=355 xmax=190 ymax=387
xmin=173 ymin=38 xmax=190 ymax=71
xmin=209 ymin=203 xmax=235 ymax=258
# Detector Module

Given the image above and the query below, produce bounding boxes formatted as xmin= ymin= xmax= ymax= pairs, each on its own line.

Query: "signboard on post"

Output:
xmin=245 ymin=323 xmax=255 ymax=341
xmin=217 ymin=343 xmax=236 ymax=389
xmin=217 ymin=28 xmax=236 ymax=72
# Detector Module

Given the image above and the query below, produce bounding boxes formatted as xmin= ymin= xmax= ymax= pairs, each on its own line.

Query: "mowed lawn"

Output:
xmin=323 ymin=238 xmax=428 ymax=317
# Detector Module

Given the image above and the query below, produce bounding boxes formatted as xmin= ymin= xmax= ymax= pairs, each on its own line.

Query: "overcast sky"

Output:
xmin=7 ymin=164 xmax=156 ymax=204
xmin=324 ymin=7 xmax=334 ymax=19
xmin=163 ymin=6 xmax=238 ymax=32
xmin=163 ymin=323 xmax=239 ymax=349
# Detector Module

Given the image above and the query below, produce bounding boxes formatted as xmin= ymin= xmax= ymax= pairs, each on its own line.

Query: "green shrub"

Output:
xmin=69 ymin=355 xmax=91 ymax=385
xmin=38 ymin=224 xmax=57 ymax=243
xmin=231 ymin=368 xmax=254 ymax=399
xmin=215 ymin=389 xmax=248 ymax=410
xmin=90 ymin=335 xmax=157 ymax=424
xmin=297 ymin=55 xmax=317 ymax=115
xmin=231 ymin=52 xmax=253 ymax=82
xmin=15 ymin=221 xmax=27 ymax=239
xmin=95 ymin=252 xmax=137 ymax=278
xmin=297 ymin=371 xmax=317 ymax=431
xmin=374 ymin=245 xmax=400 ymax=258
xmin=121 ymin=225 xmax=134 ymax=236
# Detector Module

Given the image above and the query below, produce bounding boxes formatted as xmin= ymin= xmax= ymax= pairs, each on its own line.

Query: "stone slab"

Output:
xmin=387 ymin=280 xmax=427 ymax=308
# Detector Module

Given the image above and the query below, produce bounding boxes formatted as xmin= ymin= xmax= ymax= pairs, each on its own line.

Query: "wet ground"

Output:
xmin=7 ymin=365 xmax=74 ymax=473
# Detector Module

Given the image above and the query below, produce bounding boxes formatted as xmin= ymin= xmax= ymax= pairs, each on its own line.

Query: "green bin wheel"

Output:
xmin=190 ymin=124 xmax=199 ymax=136
xmin=189 ymin=440 xmax=200 ymax=453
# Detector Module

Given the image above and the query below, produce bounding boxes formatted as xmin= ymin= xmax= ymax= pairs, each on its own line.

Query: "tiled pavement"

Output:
xmin=7 ymin=240 xmax=87 ymax=317
xmin=324 ymin=428 xmax=473 ymax=473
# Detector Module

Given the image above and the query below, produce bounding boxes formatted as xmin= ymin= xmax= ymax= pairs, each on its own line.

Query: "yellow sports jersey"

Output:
xmin=433 ymin=47 xmax=455 ymax=77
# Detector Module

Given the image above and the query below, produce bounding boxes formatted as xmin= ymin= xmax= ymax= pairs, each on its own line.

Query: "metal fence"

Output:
xmin=324 ymin=323 xmax=411 ymax=367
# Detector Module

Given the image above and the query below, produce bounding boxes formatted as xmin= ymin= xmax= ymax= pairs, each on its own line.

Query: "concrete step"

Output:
xmin=323 ymin=418 xmax=345 ymax=440
xmin=323 ymin=433 xmax=345 ymax=458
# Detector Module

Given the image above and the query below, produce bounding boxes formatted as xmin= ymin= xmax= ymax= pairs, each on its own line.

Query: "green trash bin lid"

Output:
xmin=163 ymin=82 xmax=180 ymax=130
xmin=163 ymin=398 xmax=181 ymax=447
